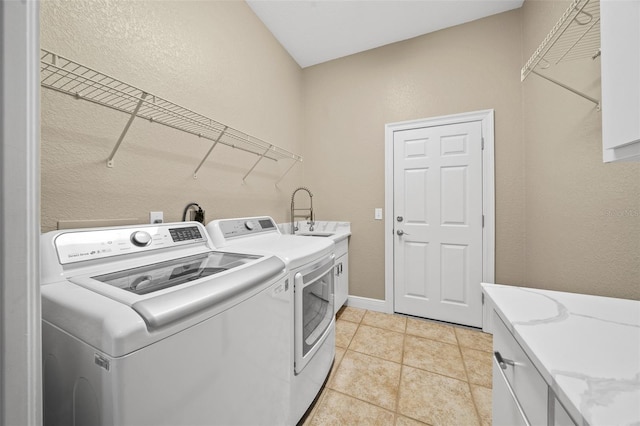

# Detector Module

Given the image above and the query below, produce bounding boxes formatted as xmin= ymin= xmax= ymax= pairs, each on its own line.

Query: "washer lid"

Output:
xmin=131 ymin=255 xmax=285 ymax=329
xmin=42 ymin=254 xmax=287 ymax=357
xmin=91 ymin=251 xmax=260 ymax=295
xmin=68 ymin=254 xmax=285 ymax=330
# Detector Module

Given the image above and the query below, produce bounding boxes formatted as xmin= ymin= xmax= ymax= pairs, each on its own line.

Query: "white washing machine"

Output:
xmin=40 ymin=222 xmax=291 ymax=426
xmin=206 ymin=217 xmax=336 ymax=425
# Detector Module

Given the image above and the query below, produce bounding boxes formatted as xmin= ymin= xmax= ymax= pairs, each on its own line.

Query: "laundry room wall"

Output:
xmin=40 ymin=0 xmax=305 ymax=232
xmin=302 ymin=10 xmax=525 ymax=300
xmin=521 ymin=0 xmax=640 ymax=299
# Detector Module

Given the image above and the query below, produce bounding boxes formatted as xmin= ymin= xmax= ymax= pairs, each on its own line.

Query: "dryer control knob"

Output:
xmin=131 ymin=231 xmax=152 ymax=247
xmin=244 ymin=220 xmax=256 ymax=230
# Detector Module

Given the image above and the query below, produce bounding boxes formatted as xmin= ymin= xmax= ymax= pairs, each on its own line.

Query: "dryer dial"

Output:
xmin=244 ymin=220 xmax=256 ymax=231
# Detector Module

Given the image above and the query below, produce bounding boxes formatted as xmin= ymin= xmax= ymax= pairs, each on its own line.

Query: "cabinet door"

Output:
xmin=493 ymin=312 xmax=548 ymax=425
xmin=334 ymin=253 xmax=349 ymax=313
xmin=493 ymin=357 xmax=529 ymax=426
xmin=601 ymin=0 xmax=640 ymax=161
xmin=551 ymin=396 xmax=576 ymax=426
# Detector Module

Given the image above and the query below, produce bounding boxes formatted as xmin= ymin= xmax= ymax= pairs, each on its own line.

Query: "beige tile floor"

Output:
xmin=302 ymin=307 xmax=493 ymax=426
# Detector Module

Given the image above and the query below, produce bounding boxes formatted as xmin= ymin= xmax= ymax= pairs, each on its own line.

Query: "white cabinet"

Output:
xmin=334 ymin=238 xmax=349 ymax=314
xmin=492 ymin=310 xmax=578 ymax=426
xmin=492 ymin=311 xmax=548 ymax=426
xmin=601 ymin=0 xmax=640 ymax=162
xmin=551 ymin=396 xmax=576 ymax=426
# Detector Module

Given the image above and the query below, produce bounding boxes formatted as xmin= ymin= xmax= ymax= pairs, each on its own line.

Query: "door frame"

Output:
xmin=1 ymin=1 xmax=42 ymax=424
xmin=383 ymin=109 xmax=495 ymax=316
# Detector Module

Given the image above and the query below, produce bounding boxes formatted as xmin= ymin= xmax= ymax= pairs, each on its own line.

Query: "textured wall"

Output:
xmin=521 ymin=0 xmax=640 ymax=299
xmin=40 ymin=0 xmax=305 ymax=232
xmin=302 ymin=10 xmax=525 ymax=300
xmin=40 ymin=0 xmax=638 ymax=302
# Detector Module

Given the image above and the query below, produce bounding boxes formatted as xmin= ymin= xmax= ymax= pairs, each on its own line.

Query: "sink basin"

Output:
xmin=295 ymin=232 xmax=334 ymax=237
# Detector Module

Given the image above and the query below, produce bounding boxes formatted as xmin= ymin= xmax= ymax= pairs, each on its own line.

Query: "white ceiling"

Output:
xmin=247 ymin=0 xmax=524 ymax=68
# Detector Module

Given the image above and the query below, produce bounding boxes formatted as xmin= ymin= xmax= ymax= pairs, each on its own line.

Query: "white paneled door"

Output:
xmin=393 ymin=121 xmax=483 ymax=327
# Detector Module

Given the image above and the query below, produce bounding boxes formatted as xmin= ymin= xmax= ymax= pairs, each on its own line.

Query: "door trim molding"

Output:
xmin=383 ymin=109 xmax=495 ymax=316
xmin=1 ymin=1 xmax=42 ymax=424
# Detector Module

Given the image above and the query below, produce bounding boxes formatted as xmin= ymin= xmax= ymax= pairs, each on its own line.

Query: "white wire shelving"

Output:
xmin=40 ymin=49 xmax=302 ymax=183
xmin=521 ymin=0 xmax=601 ymax=109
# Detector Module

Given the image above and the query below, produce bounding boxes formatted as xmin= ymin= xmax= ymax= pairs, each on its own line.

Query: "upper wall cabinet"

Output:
xmin=600 ymin=0 xmax=640 ymax=162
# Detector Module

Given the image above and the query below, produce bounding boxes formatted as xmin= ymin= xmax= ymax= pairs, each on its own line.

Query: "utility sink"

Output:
xmin=295 ymin=232 xmax=334 ymax=237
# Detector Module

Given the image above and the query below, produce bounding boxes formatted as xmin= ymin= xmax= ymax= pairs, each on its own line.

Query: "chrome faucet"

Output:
xmin=290 ymin=187 xmax=314 ymax=234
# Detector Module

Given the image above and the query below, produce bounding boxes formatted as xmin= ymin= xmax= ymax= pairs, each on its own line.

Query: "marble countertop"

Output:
xmin=482 ymin=283 xmax=640 ymax=425
xmin=278 ymin=221 xmax=351 ymax=243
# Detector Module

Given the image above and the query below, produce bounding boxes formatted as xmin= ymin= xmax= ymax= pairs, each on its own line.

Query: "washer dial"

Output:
xmin=131 ymin=231 xmax=152 ymax=247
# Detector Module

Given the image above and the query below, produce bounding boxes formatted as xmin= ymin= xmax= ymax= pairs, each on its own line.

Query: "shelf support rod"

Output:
xmin=107 ymin=92 xmax=147 ymax=167
xmin=531 ymin=70 xmax=600 ymax=110
xmin=242 ymin=145 xmax=272 ymax=181
xmin=275 ymin=158 xmax=300 ymax=186
xmin=193 ymin=126 xmax=228 ymax=179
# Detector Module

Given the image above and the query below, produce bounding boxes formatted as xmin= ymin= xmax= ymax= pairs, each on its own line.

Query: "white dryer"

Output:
xmin=40 ymin=222 xmax=291 ymax=426
xmin=206 ymin=217 xmax=336 ymax=425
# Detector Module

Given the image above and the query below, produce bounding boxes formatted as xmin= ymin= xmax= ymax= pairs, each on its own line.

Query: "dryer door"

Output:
xmin=294 ymin=254 xmax=335 ymax=374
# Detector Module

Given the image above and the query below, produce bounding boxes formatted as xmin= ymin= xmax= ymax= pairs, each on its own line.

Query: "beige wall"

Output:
xmin=521 ymin=0 xmax=640 ymax=299
xmin=302 ymin=10 xmax=525 ymax=300
xmin=40 ymin=0 xmax=305 ymax=232
xmin=40 ymin=0 xmax=639 ymax=301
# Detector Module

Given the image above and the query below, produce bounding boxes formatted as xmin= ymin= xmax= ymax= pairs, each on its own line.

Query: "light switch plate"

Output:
xmin=374 ymin=208 xmax=383 ymax=220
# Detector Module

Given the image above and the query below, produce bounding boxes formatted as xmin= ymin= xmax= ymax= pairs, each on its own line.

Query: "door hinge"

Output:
xmin=482 ymin=215 xmax=485 ymax=228
xmin=481 ymin=137 xmax=485 ymax=150
xmin=482 ymin=293 xmax=485 ymax=305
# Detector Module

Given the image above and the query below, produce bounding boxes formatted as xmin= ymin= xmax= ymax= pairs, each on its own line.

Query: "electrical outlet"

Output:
xmin=149 ymin=211 xmax=163 ymax=224
xmin=375 ymin=208 xmax=383 ymax=220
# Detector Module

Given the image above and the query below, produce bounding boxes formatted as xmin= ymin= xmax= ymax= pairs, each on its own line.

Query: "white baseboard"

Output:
xmin=346 ymin=296 xmax=390 ymax=313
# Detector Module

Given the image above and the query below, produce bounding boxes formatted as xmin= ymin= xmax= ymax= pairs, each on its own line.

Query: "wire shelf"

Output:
xmin=521 ymin=0 xmax=601 ymax=81
xmin=40 ymin=49 xmax=302 ymax=181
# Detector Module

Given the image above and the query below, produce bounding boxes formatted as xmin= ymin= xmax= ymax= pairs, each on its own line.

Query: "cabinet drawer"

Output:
xmin=493 ymin=311 xmax=548 ymax=425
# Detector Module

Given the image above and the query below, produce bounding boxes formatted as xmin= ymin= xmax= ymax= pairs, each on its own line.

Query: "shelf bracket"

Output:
xmin=107 ymin=92 xmax=148 ymax=167
xmin=242 ymin=145 xmax=272 ymax=182
xmin=193 ymin=126 xmax=228 ymax=179
xmin=275 ymin=158 xmax=300 ymax=187
xmin=531 ymin=70 xmax=600 ymax=110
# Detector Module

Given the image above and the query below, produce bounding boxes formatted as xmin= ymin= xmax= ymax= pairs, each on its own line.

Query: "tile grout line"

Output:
xmin=392 ymin=320 xmax=407 ymax=425
xmin=455 ymin=329 xmax=484 ymax=426
xmin=326 ymin=387 xmax=397 ymax=418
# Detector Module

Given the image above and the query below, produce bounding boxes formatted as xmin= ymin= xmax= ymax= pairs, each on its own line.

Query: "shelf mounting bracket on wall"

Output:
xmin=243 ymin=145 xmax=273 ymax=182
xmin=193 ymin=126 xmax=228 ymax=179
xmin=530 ymin=70 xmax=600 ymax=109
xmin=107 ymin=92 xmax=147 ymax=167
xmin=275 ymin=158 xmax=301 ymax=187
xmin=521 ymin=0 xmax=601 ymax=110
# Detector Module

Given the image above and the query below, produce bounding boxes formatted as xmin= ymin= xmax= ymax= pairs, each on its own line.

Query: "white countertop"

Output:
xmin=482 ymin=283 xmax=640 ymax=426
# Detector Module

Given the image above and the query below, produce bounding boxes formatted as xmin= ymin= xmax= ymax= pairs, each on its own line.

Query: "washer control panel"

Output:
xmin=55 ymin=223 xmax=205 ymax=265
xmin=216 ymin=217 xmax=278 ymax=239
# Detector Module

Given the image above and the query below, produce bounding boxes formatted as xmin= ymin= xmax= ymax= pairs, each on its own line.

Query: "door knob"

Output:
xmin=396 ymin=229 xmax=410 ymax=236
xmin=397 ymin=216 xmax=403 ymax=222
